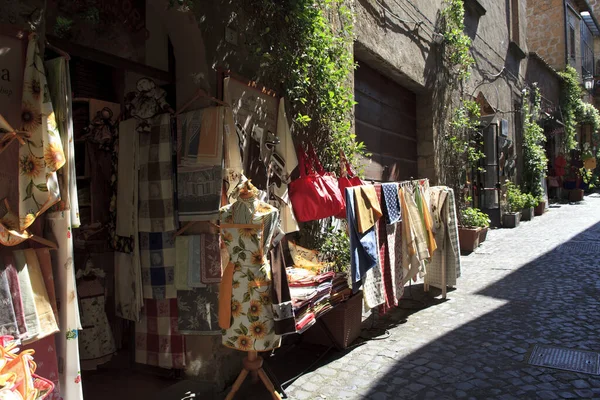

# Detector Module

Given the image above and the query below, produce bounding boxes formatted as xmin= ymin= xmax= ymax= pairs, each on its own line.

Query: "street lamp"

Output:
xmin=583 ymin=74 xmax=594 ymax=91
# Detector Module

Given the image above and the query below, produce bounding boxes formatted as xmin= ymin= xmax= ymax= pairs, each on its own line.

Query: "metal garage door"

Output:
xmin=354 ymin=62 xmax=418 ymax=182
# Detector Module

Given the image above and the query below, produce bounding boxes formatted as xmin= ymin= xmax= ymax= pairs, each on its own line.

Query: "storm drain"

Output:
xmin=528 ymin=345 xmax=600 ymax=375
xmin=556 ymin=242 xmax=600 ymax=254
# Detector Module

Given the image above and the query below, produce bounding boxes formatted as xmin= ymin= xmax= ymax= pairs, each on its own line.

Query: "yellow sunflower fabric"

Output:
xmin=18 ymin=34 xmax=65 ymax=231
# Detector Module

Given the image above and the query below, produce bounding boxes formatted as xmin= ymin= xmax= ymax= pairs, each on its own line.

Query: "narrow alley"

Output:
xmin=281 ymin=195 xmax=600 ymax=400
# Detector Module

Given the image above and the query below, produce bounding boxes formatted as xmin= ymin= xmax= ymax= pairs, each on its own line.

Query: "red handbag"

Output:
xmin=289 ymin=145 xmax=344 ymax=222
xmin=336 ymin=151 xmax=364 ymax=218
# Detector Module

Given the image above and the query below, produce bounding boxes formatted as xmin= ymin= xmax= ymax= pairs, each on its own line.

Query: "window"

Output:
xmin=569 ymin=25 xmax=576 ymax=59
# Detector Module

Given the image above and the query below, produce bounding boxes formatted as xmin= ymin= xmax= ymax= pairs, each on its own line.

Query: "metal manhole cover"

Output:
xmin=528 ymin=345 xmax=600 ymax=374
xmin=556 ymin=242 xmax=600 ymax=254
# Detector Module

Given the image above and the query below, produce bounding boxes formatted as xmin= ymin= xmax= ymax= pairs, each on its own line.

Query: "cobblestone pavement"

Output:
xmin=282 ymin=194 xmax=600 ymax=400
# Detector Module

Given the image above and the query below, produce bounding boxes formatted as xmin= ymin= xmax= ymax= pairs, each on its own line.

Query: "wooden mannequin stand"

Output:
xmin=225 ymin=351 xmax=282 ymax=400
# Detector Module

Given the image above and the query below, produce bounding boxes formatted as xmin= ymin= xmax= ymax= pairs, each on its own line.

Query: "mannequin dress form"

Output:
xmin=218 ymin=179 xmax=282 ymax=399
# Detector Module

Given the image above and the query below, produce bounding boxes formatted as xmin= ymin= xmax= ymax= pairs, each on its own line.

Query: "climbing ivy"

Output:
xmin=440 ymin=0 xmax=475 ymax=82
xmin=558 ymin=66 xmax=582 ymax=152
xmin=521 ymin=86 xmax=548 ymax=200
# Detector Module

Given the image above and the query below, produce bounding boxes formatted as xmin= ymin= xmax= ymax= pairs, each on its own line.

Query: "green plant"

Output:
xmin=504 ymin=180 xmax=525 ymax=213
xmin=314 ymin=224 xmax=350 ymax=273
xmin=521 ymin=86 xmax=548 ymax=200
xmin=558 ymin=66 xmax=582 ymax=152
xmin=440 ymin=0 xmax=475 ymax=82
xmin=521 ymin=193 xmax=539 ymax=209
xmin=460 ymin=207 xmax=490 ymax=228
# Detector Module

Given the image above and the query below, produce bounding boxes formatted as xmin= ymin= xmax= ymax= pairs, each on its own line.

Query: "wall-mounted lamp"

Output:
xmin=583 ymin=74 xmax=594 ymax=91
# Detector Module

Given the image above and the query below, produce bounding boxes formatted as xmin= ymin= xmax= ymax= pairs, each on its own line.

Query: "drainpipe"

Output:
xmin=564 ymin=0 xmax=569 ymax=67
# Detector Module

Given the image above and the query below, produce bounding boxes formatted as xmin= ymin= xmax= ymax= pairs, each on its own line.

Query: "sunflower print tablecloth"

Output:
xmin=219 ymin=198 xmax=281 ymax=352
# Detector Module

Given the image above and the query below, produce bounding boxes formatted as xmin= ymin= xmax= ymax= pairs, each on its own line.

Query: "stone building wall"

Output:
xmin=526 ymin=0 xmax=566 ymax=70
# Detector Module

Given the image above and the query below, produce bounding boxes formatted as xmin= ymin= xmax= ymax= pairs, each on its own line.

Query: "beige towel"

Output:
xmin=23 ymin=249 xmax=59 ymax=340
xmin=355 ymin=185 xmax=383 ymax=233
xmin=175 ymin=236 xmax=191 ymax=291
xmin=116 ymin=119 xmax=139 ymax=237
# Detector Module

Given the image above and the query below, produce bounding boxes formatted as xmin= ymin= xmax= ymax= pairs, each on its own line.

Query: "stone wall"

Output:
xmin=527 ymin=0 xmax=566 ymax=70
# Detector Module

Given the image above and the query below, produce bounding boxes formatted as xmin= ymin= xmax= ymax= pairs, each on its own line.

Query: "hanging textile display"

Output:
xmin=177 ymin=107 xmax=224 ymax=166
xmin=174 ymin=236 xmax=191 ymax=291
xmin=269 ymin=241 xmax=296 ymax=335
xmin=34 ymin=249 xmax=59 ymax=324
xmin=45 ymin=57 xmax=80 ymax=228
xmin=21 ymin=335 xmax=61 ymax=400
xmin=218 ymin=179 xmax=282 ymax=352
xmin=138 ymin=114 xmax=177 ymax=233
xmin=381 ymin=183 xmax=403 ymax=304
xmin=4 ymin=256 xmax=27 ymax=338
xmin=177 ymin=166 xmax=223 ymax=221
xmin=135 ymin=298 xmax=186 ymax=369
xmin=222 ymin=78 xmax=243 ymax=201
xmin=46 ymin=212 xmax=84 ymax=400
xmin=11 ymin=251 xmax=41 ymax=341
xmin=0 ymin=265 xmax=19 ymax=337
xmin=375 ymin=186 xmax=395 ymax=311
xmin=199 ymin=233 xmax=222 ymax=284
xmin=139 ymin=231 xmax=177 ymax=299
xmin=18 ymin=34 xmax=65 ymax=231
xmin=177 ymin=286 xmax=220 ymax=335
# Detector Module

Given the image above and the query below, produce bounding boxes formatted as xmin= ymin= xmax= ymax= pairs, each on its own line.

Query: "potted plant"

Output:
xmin=521 ymin=193 xmax=538 ymax=221
xmin=460 ymin=207 xmax=491 ymax=248
xmin=503 ymin=181 xmax=523 ymax=228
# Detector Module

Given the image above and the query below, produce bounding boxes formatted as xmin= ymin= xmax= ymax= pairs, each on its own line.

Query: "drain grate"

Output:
xmin=528 ymin=345 xmax=600 ymax=375
xmin=556 ymin=242 xmax=600 ymax=254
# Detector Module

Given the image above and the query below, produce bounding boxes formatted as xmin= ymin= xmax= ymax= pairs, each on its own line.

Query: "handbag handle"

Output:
xmin=307 ymin=143 xmax=325 ymax=175
xmin=339 ymin=150 xmax=356 ymax=178
xmin=296 ymin=145 xmax=314 ymax=178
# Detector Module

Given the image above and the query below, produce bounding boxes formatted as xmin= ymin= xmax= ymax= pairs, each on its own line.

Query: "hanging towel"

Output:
xmin=21 ymin=335 xmax=60 ymax=398
xmin=18 ymin=34 xmax=65 ymax=231
xmin=381 ymin=183 xmax=401 ymax=224
xmin=178 ymin=107 xmax=224 ymax=166
xmin=12 ymin=250 xmax=41 ymax=341
xmin=346 ymin=187 xmax=379 ymax=293
xmin=177 ymin=165 xmax=223 ymax=221
xmin=135 ymin=298 xmax=186 ymax=369
xmin=200 ymin=233 xmax=222 ymax=284
xmin=4 ymin=256 xmax=27 ymax=337
xmin=375 ymin=186 xmax=395 ymax=311
xmin=187 ymin=235 xmax=203 ymax=287
xmin=0 ymin=265 xmax=18 ymax=337
xmin=418 ymin=186 xmax=437 ymax=256
xmin=270 ymin=241 xmax=296 ymax=335
xmin=45 ymin=57 xmax=80 ymax=227
xmin=23 ymin=249 xmax=59 ymax=340
xmin=114 ymin=251 xmax=143 ymax=322
xmin=177 ymin=286 xmax=221 ymax=335
xmin=386 ymin=221 xmax=404 ymax=304
xmin=115 ymin=118 xmax=139 ymax=238
xmin=34 ymin=248 xmax=59 ymax=323
xmin=174 ymin=236 xmax=191 ymax=291
xmin=139 ymin=231 xmax=177 ymax=299
xmin=138 ymin=114 xmax=177 ymax=232
xmin=355 ymin=185 xmax=383 ymax=233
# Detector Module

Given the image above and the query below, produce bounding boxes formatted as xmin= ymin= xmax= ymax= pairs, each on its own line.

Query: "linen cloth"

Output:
xmin=113 ymin=118 xmax=138 ymax=245
xmin=4 ymin=256 xmax=26 ymax=337
xmin=375 ymin=186 xmax=395 ymax=312
xmin=382 ymin=183 xmax=401 ymax=224
xmin=177 ymin=286 xmax=221 ymax=335
xmin=355 ymin=185 xmax=383 ymax=233
xmin=139 ymin=231 xmax=177 ymax=300
xmin=18 ymin=34 xmax=65 ymax=231
xmin=200 ymin=233 xmax=222 ymax=284
xmin=0 ymin=265 xmax=18 ymax=337
xmin=187 ymin=236 xmax=203 ymax=288
xmin=177 ymin=165 xmax=223 ymax=221
xmin=23 ymin=249 xmax=59 ymax=340
xmin=21 ymin=335 xmax=61 ymax=400
xmin=35 ymin=248 xmax=59 ymax=322
xmin=269 ymin=241 xmax=296 ymax=335
xmin=174 ymin=237 xmax=191 ymax=291
xmin=114 ymin=251 xmax=143 ymax=321
xmin=346 ymin=187 xmax=379 ymax=293
xmin=45 ymin=57 xmax=80 ymax=227
xmin=177 ymin=107 xmax=224 ymax=166
xmin=12 ymin=250 xmax=41 ymax=341
xmin=223 ymin=78 xmax=243 ymax=202
xmin=135 ymin=298 xmax=186 ymax=369
xmin=138 ymin=114 xmax=177 ymax=232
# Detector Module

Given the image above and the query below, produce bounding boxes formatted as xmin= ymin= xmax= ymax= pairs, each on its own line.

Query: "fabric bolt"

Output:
xmin=23 ymin=249 xmax=59 ymax=340
xmin=174 ymin=237 xmax=191 ymax=291
xmin=12 ymin=250 xmax=41 ymax=341
xmin=114 ymin=251 xmax=143 ymax=321
xmin=177 ymin=165 xmax=222 ymax=221
xmin=0 ymin=266 xmax=18 ymax=337
xmin=138 ymin=114 xmax=177 ymax=232
xmin=139 ymin=231 xmax=177 ymax=300
xmin=177 ymin=107 xmax=224 ymax=166
xmin=78 ymin=278 xmax=116 ymax=370
xmin=35 ymin=248 xmax=59 ymax=322
xmin=269 ymin=241 xmax=296 ymax=335
xmin=346 ymin=187 xmax=379 ymax=293
xmin=218 ymin=185 xmax=282 ymax=352
xmin=135 ymin=298 xmax=186 ymax=369
xmin=355 ymin=185 xmax=383 ymax=233
xmin=22 ymin=335 xmax=61 ymax=400
xmin=200 ymin=233 xmax=222 ymax=284
xmin=177 ymin=286 xmax=220 ymax=335
xmin=382 ymin=183 xmax=401 ymax=224
xmin=115 ymin=118 xmax=139 ymax=239
xmin=375 ymin=186 xmax=395 ymax=312
xmin=18 ymin=34 xmax=65 ymax=231
xmin=4 ymin=257 xmax=27 ymax=337
xmin=187 ymin=236 xmax=203 ymax=288
xmin=45 ymin=57 xmax=80 ymax=227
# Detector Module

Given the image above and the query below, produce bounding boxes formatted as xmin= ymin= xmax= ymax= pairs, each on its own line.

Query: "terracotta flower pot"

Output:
xmin=534 ymin=201 xmax=546 ymax=216
xmin=478 ymin=227 xmax=489 ymax=243
xmin=521 ymin=207 xmax=534 ymax=221
xmin=569 ymin=189 xmax=584 ymax=202
xmin=502 ymin=212 xmax=520 ymax=228
xmin=458 ymin=226 xmax=481 ymax=253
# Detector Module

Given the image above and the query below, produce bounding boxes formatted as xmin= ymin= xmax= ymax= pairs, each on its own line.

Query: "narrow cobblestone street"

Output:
xmin=280 ymin=194 xmax=600 ymax=400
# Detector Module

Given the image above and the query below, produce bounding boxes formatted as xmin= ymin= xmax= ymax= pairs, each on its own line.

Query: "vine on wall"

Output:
xmin=521 ymin=86 xmax=548 ymax=200
xmin=558 ymin=66 xmax=582 ymax=153
xmin=440 ymin=0 xmax=475 ymax=83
